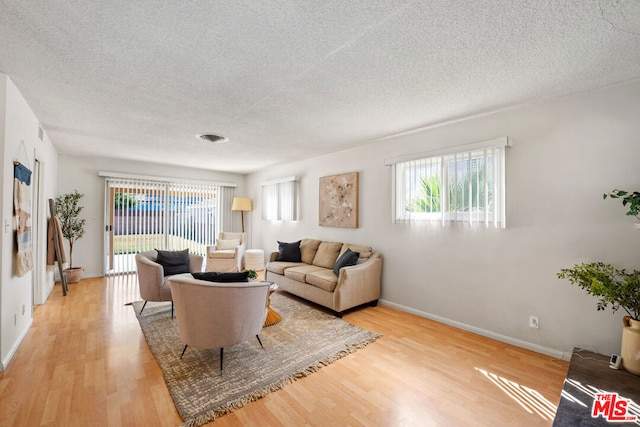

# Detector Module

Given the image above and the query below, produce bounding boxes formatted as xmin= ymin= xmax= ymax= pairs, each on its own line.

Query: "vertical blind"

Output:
xmin=102 ymin=174 xmax=235 ymax=274
xmin=387 ymin=137 xmax=509 ymax=228
xmin=262 ymin=177 xmax=299 ymax=221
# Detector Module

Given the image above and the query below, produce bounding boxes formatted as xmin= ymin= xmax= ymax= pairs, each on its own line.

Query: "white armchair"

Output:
xmin=168 ymin=273 xmax=270 ymax=371
xmin=135 ymin=250 xmax=204 ymax=315
xmin=206 ymin=232 xmax=246 ymax=272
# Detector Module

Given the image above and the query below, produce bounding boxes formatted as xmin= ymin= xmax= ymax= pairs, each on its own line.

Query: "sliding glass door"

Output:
xmin=104 ymin=176 xmax=231 ymax=275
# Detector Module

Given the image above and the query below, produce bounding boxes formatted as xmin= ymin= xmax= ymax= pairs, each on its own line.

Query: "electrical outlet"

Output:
xmin=529 ymin=315 xmax=539 ymax=329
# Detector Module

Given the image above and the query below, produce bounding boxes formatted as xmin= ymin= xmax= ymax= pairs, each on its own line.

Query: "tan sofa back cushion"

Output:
xmin=339 ymin=243 xmax=373 ymax=262
xmin=312 ymin=241 xmax=343 ymax=268
xmin=300 ymin=238 xmax=322 ymax=264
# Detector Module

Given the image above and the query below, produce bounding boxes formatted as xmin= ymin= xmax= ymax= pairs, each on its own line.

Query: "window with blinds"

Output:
xmin=262 ymin=177 xmax=299 ymax=221
xmin=388 ymin=137 xmax=509 ymax=227
xmin=102 ymin=174 xmax=235 ymax=274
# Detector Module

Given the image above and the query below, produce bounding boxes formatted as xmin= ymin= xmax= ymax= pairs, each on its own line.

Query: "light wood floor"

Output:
xmin=0 ymin=275 xmax=568 ymax=426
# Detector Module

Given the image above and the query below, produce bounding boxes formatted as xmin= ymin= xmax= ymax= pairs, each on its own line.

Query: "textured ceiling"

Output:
xmin=1 ymin=1 xmax=640 ymax=173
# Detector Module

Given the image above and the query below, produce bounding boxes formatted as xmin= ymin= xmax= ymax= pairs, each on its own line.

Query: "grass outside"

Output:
xmin=113 ymin=234 xmax=207 ymax=254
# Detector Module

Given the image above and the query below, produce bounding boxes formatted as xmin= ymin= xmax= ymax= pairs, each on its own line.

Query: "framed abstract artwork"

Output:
xmin=319 ymin=172 xmax=358 ymax=228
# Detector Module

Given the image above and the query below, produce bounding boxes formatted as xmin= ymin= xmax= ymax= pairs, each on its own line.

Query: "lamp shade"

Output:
xmin=232 ymin=197 xmax=252 ymax=212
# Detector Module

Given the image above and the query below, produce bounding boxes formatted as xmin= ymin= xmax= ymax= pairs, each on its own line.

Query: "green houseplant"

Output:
xmin=56 ymin=190 xmax=86 ymax=283
xmin=603 ymin=189 xmax=640 ymax=223
xmin=557 ymin=262 xmax=640 ymax=320
xmin=243 ymin=269 xmax=258 ymax=280
xmin=558 ymin=262 xmax=640 ymax=375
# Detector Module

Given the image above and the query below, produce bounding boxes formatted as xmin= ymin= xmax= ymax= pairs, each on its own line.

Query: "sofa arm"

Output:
xmin=333 ymin=253 xmax=383 ymax=313
xmin=236 ymin=244 xmax=246 ymax=259
xmin=268 ymin=251 xmax=279 ymax=262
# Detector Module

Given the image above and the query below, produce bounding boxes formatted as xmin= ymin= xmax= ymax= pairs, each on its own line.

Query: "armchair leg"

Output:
xmin=140 ymin=301 xmax=148 ymax=315
xmin=171 ymin=301 xmax=174 ymax=318
xmin=256 ymin=334 xmax=264 ymax=349
xmin=220 ymin=348 xmax=224 ymax=372
xmin=180 ymin=345 xmax=188 ymax=359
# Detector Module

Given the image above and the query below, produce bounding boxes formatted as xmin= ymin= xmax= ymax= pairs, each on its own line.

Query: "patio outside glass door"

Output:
xmin=104 ymin=177 xmax=219 ymax=275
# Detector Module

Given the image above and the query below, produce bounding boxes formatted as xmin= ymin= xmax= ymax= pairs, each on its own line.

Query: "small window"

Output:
xmin=262 ymin=177 xmax=299 ymax=221
xmin=388 ymin=137 xmax=509 ymax=227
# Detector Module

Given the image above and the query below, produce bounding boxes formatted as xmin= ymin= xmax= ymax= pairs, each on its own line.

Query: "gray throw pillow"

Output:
xmin=333 ymin=248 xmax=360 ymax=275
xmin=191 ymin=271 xmax=249 ymax=282
xmin=155 ymin=249 xmax=190 ymax=276
xmin=277 ymin=240 xmax=302 ymax=262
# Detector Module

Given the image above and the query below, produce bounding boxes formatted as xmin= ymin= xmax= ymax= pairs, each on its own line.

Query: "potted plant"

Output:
xmin=603 ymin=189 xmax=640 ymax=227
xmin=56 ymin=190 xmax=86 ymax=283
xmin=243 ymin=269 xmax=258 ymax=280
xmin=558 ymin=262 xmax=640 ymax=375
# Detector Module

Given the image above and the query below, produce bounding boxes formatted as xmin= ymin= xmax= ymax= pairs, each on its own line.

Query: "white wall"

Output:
xmin=247 ymin=80 xmax=640 ymax=359
xmin=57 ymin=155 xmax=247 ymax=278
xmin=0 ymin=74 xmax=59 ymax=370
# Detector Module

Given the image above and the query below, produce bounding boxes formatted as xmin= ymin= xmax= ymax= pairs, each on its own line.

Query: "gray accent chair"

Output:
xmin=135 ymin=250 xmax=204 ymax=315
xmin=205 ymin=232 xmax=246 ymax=272
xmin=167 ymin=273 xmax=270 ymax=371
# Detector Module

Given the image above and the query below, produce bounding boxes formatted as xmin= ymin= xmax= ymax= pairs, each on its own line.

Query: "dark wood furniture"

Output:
xmin=553 ymin=349 xmax=640 ymax=426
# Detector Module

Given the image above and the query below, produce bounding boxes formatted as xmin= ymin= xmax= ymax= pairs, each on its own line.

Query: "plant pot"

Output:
xmin=65 ymin=267 xmax=84 ymax=284
xmin=621 ymin=316 xmax=640 ymax=375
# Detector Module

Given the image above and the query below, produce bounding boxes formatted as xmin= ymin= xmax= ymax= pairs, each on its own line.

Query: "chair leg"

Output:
xmin=171 ymin=301 xmax=174 ymax=318
xmin=180 ymin=345 xmax=188 ymax=359
xmin=256 ymin=334 xmax=264 ymax=349
xmin=140 ymin=301 xmax=148 ymax=315
xmin=220 ymin=348 xmax=224 ymax=372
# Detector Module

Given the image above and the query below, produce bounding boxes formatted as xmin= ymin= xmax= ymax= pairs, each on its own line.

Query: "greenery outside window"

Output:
xmin=388 ymin=137 xmax=510 ymax=227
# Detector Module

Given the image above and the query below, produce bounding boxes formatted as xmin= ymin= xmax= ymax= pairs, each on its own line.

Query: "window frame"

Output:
xmin=261 ymin=176 xmax=299 ymax=221
xmin=388 ymin=137 xmax=509 ymax=228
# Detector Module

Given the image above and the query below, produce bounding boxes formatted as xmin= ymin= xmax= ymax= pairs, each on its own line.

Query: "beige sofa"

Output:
xmin=265 ymin=239 xmax=382 ymax=316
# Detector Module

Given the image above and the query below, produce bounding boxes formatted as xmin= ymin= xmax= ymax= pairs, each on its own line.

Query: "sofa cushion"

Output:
xmin=300 ymin=238 xmax=322 ymax=264
xmin=333 ymin=248 xmax=360 ymax=275
xmin=277 ymin=240 xmax=302 ymax=262
xmin=155 ymin=248 xmax=190 ymax=276
xmin=339 ymin=243 xmax=373 ymax=261
xmin=266 ymin=261 xmax=306 ymax=275
xmin=208 ymin=249 xmax=235 ymax=259
xmin=191 ymin=271 xmax=249 ymax=282
xmin=284 ymin=265 xmax=326 ymax=282
xmin=216 ymin=239 xmax=240 ymax=250
xmin=312 ymin=241 xmax=343 ymax=268
xmin=306 ymin=269 xmax=339 ymax=292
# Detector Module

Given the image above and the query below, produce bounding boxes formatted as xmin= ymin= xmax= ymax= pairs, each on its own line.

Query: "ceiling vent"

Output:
xmin=196 ymin=134 xmax=229 ymax=144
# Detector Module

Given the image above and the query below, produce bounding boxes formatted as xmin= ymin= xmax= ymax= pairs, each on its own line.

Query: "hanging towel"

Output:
xmin=47 ymin=215 xmax=67 ymax=265
xmin=14 ymin=162 xmax=33 ymax=276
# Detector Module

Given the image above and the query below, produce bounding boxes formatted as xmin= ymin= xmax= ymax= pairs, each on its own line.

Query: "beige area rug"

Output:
xmin=131 ymin=292 xmax=381 ymax=427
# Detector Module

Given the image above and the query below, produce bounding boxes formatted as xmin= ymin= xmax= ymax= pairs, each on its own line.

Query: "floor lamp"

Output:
xmin=232 ymin=197 xmax=252 ymax=233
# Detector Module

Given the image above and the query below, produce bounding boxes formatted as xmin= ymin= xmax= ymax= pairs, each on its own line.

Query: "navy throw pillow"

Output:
xmin=333 ymin=248 xmax=360 ymax=275
xmin=155 ymin=249 xmax=191 ymax=276
xmin=191 ymin=271 xmax=249 ymax=282
xmin=277 ymin=240 xmax=302 ymax=262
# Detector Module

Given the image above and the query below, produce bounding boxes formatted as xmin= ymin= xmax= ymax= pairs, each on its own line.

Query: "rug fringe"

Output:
xmin=180 ymin=334 xmax=381 ymax=427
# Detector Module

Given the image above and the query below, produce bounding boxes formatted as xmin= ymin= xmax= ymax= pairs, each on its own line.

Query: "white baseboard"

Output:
xmin=1 ymin=318 xmax=34 ymax=372
xmin=379 ymin=299 xmax=570 ymax=361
